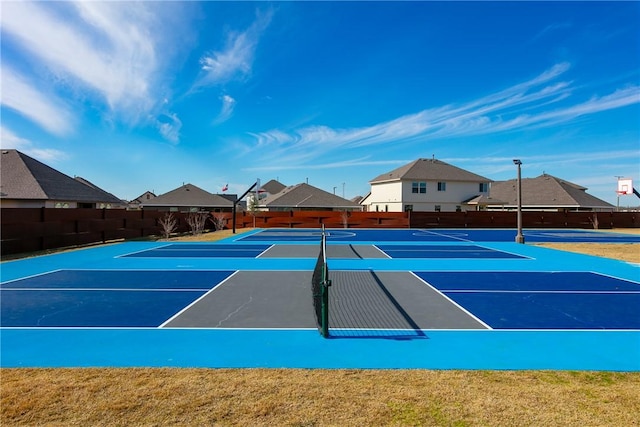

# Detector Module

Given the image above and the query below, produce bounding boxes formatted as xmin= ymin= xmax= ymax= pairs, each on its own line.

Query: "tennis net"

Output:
xmin=312 ymin=225 xmax=331 ymax=337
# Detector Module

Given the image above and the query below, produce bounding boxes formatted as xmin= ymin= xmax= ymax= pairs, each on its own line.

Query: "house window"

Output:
xmin=435 ymin=205 xmax=441 ymax=212
xmin=412 ymin=182 xmax=426 ymax=194
xmin=479 ymin=183 xmax=488 ymax=192
xmin=437 ymin=182 xmax=446 ymax=191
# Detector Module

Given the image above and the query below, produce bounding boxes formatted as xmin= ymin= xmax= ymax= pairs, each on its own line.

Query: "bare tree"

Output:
xmin=247 ymin=195 xmax=259 ymax=228
xmin=211 ymin=212 xmax=227 ymax=231
xmin=341 ymin=210 xmax=349 ymax=228
xmin=158 ymin=212 xmax=178 ymax=239
xmin=186 ymin=211 xmax=209 ymax=235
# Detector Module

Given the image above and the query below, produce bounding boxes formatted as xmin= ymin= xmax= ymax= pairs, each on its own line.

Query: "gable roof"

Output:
xmin=74 ymin=176 xmax=124 ymax=203
xmin=260 ymin=179 xmax=286 ymax=194
xmin=141 ymin=183 xmax=232 ymax=208
xmin=463 ymin=194 xmax=507 ymax=206
xmin=489 ymin=174 xmax=614 ymax=209
xmin=131 ymin=191 xmax=157 ymax=203
xmin=0 ymin=149 xmax=122 ymax=204
xmin=370 ymin=158 xmax=491 ymax=183
xmin=262 ymin=183 xmax=361 ymax=209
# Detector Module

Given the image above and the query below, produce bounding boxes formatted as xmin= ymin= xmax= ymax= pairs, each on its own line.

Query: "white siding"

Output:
xmin=364 ymin=179 xmax=489 ymax=212
xmin=368 ymin=181 xmax=404 ymax=212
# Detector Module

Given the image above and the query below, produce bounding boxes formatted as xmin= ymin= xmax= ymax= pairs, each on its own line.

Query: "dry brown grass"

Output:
xmin=2 ymin=228 xmax=639 ymax=426
xmin=2 ymin=369 xmax=640 ymax=426
xmin=535 ymin=228 xmax=640 ymax=264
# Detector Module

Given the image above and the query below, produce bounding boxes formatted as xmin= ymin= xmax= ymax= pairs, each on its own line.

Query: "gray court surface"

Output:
xmin=259 ymin=244 xmax=389 ymax=259
xmin=330 ymin=271 xmax=488 ymax=332
xmin=163 ymin=271 xmax=315 ymax=328
xmin=163 ymin=270 xmax=487 ymax=332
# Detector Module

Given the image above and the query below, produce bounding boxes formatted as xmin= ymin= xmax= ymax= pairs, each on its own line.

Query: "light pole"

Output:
xmin=513 ymin=159 xmax=525 ymax=243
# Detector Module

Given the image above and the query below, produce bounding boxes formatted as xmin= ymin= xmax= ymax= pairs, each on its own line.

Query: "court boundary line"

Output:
xmin=409 ymin=271 xmax=493 ymax=330
xmin=0 ymin=287 xmax=213 ymax=292
xmin=586 ymin=270 xmax=640 ymax=285
xmin=443 ymin=289 xmax=640 ymax=294
xmin=116 ymin=243 xmax=173 ymax=258
xmin=2 ymin=326 xmax=639 ymax=332
xmin=413 ymin=270 xmax=640 ymax=292
xmin=411 ymin=229 xmax=474 ymax=242
xmin=375 ymin=244 xmax=533 ymax=260
xmin=0 ymin=269 xmax=64 ymax=285
xmin=158 ymin=270 xmax=240 ymax=328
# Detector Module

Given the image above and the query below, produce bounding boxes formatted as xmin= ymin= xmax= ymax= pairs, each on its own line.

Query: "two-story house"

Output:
xmin=361 ymin=158 xmax=492 ymax=212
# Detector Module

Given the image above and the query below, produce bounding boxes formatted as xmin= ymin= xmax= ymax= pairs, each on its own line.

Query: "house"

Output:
xmin=0 ymin=149 xmax=124 ymax=208
xmin=256 ymin=182 xmax=362 ymax=211
xmin=260 ymin=179 xmax=287 ymax=195
xmin=487 ymin=174 xmax=615 ymax=212
xmin=361 ymin=158 xmax=492 ymax=212
xmin=140 ymin=183 xmax=233 ymax=212
xmin=128 ymin=191 xmax=157 ymax=209
xmin=245 ymin=179 xmax=286 ymax=209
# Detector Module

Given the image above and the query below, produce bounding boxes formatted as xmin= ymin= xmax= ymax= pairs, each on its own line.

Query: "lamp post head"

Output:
xmin=513 ymin=159 xmax=522 ymax=165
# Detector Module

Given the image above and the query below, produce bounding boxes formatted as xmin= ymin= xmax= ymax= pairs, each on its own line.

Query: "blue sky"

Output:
xmin=1 ymin=1 xmax=639 ymax=205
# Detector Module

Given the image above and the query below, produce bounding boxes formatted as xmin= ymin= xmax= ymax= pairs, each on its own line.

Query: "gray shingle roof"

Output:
xmin=489 ymin=174 xmax=614 ymax=209
xmin=370 ymin=158 xmax=491 ymax=183
xmin=263 ymin=183 xmax=361 ymax=208
xmin=0 ymin=149 xmax=122 ymax=204
xmin=260 ymin=179 xmax=286 ymax=194
xmin=142 ymin=183 xmax=232 ymax=207
xmin=463 ymin=195 xmax=507 ymax=205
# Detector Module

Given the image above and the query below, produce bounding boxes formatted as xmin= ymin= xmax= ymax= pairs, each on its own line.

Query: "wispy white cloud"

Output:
xmin=0 ymin=66 xmax=74 ymax=136
xmin=245 ymin=157 xmax=407 ymax=172
xmin=531 ymin=22 xmax=572 ymax=43
xmin=156 ymin=113 xmax=182 ymax=144
xmin=198 ymin=9 xmax=273 ymax=86
xmin=246 ymin=63 xmax=640 ymax=165
xmin=0 ymin=1 xmax=188 ymax=137
xmin=213 ymin=95 xmax=237 ymax=125
xmin=0 ymin=126 xmax=67 ymax=162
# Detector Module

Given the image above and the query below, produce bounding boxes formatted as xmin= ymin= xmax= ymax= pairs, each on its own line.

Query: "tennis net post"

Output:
xmin=312 ymin=225 xmax=331 ymax=338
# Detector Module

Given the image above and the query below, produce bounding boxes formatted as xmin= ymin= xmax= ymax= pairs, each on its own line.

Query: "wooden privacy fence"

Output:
xmin=1 ymin=208 xmax=638 ymax=256
xmin=408 ymin=211 xmax=639 ymax=229
xmin=1 ymin=208 xmax=195 ymax=255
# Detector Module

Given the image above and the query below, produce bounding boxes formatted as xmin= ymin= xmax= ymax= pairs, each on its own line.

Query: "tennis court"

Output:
xmin=1 ymin=228 xmax=639 ymax=370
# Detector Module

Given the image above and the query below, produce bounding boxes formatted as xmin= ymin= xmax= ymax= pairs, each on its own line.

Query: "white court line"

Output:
xmin=371 ymin=245 xmax=392 ymax=259
xmin=0 ymin=269 xmax=63 ymax=285
xmin=0 ymin=287 xmax=211 ymax=292
xmin=255 ymin=244 xmax=276 ymax=258
xmin=115 ymin=243 xmax=174 ymax=258
xmin=411 ymin=229 xmax=474 ymax=242
xmin=442 ymin=289 xmax=640 ymax=294
xmin=3 ymin=326 xmax=638 ymax=332
xmin=158 ymin=270 xmax=240 ymax=328
xmin=409 ymin=271 xmax=493 ymax=330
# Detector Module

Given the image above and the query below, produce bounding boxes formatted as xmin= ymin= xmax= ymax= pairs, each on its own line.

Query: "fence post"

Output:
xmin=40 ymin=207 xmax=46 ymax=251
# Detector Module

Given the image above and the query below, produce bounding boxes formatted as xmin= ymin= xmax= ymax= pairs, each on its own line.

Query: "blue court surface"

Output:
xmin=1 ymin=228 xmax=639 ymax=370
